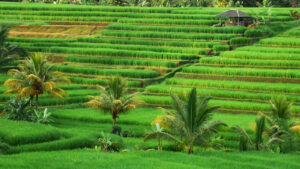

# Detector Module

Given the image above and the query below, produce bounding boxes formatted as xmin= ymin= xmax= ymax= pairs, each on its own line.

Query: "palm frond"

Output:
xmin=232 ymin=125 xmax=253 ymax=145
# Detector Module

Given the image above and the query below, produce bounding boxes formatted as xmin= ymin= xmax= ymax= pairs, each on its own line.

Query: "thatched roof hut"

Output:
xmin=216 ymin=10 xmax=254 ymax=26
xmin=216 ymin=10 xmax=253 ymax=18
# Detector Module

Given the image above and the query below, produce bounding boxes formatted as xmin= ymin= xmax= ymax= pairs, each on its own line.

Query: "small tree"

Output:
xmin=4 ymin=53 xmax=70 ymax=110
xmin=86 ymin=76 xmax=140 ymax=127
xmin=268 ymin=96 xmax=300 ymax=153
xmin=233 ymin=116 xmax=283 ymax=151
xmin=233 ymin=96 xmax=300 ymax=152
xmin=165 ymin=88 xmax=226 ymax=153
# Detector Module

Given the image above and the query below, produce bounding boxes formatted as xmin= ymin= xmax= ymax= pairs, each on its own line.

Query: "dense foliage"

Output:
xmin=20 ymin=0 xmax=299 ymax=7
xmin=0 ymin=25 xmax=27 ymax=67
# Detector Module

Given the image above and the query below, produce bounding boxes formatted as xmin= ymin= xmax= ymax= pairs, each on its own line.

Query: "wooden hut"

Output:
xmin=216 ymin=10 xmax=254 ymax=27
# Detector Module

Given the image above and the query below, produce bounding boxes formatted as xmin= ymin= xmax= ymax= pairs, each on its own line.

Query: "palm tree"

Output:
xmin=86 ymin=76 xmax=139 ymax=127
xmin=270 ymin=96 xmax=292 ymax=120
xmin=4 ymin=53 xmax=70 ymax=110
xmin=233 ymin=116 xmax=283 ymax=151
xmin=144 ymin=123 xmax=180 ymax=151
xmin=165 ymin=88 xmax=226 ymax=153
xmin=0 ymin=25 xmax=27 ymax=66
xmin=268 ymin=96 xmax=299 ymax=152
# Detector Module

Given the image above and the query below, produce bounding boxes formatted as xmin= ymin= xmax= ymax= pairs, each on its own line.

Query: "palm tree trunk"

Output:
xmin=112 ymin=110 xmax=118 ymax=127
xmin=35 ymin=92 xmax=39 ymax=110
xmin=158 ymin=136 xmax=162 ymax=151
xmin=188 ymin=143 xmax=193 ymax=154
xmin=30 ymin=95 xmax=34 ymax=106
xmin=112 ymin=117 xmax=116 ymax=127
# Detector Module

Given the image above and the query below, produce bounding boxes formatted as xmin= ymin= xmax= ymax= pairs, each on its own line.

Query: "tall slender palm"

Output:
xmin=165 ymin=88 xmax=226 ymax=153
xmin=4 ymin=53 xmax=70 ymax=110
xmin=0 ymin=25 xmax=27 ymax=66
xmin=86 ymin=76 xmax=140 ymax=127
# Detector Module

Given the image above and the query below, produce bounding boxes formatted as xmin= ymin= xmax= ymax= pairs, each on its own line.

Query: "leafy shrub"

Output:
xmin=230 ymin=37 xmax=248 ymax=45
xmin=96 ymin=132 xmax=124 ymax=152
xmin=244 ymin=26 xmax=274 ymax=37
xmin=0 ymin=139 xmax=10 ymax=154
xmin=244 ymin=29 xmax=264 ymax=37
xmin=122 ymin=130 xmax=136 ymax=137
xmin=3 ymin=97 xmax=33 ymax=121
xmin=213 ymin=45 xmax=230 ymax=52
xmin=111 ymin=126 xmax=122 ymax=135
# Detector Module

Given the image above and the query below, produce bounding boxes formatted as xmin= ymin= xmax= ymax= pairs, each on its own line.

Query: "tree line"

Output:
xmin=13 ymin=0 xmax=300 ymax=7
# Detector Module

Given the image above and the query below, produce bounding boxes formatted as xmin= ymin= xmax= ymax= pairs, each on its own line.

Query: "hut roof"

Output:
xmin=216 ymin=10 xmax=253 ymax=18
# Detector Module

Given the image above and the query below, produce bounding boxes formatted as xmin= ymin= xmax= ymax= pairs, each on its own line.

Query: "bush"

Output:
xmin=213 ymin=45 xmax=230 ymax=52
xmin=111 ymin=126 xmax=122 ymax=135
xmin=3 ymin=97 xmax=33 ymax=121
xmin=0 ymin=140 xmax=10 ymax=154
xmin=96 ymin=132 xmax=124 ymax=152
xmin=122 ymin=130 xmax=136 ymax=138
xmin=244 ymin=29 xmax=264 ymax=37
xmin=244 ymin=26 xmax=274 ymax=38
xmin=230 ymin=37 xmax=248 ymax=45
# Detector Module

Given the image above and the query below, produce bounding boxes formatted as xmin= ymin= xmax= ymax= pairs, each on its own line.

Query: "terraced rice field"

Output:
xmin=143 ymin=24 xmax=300 ymax=117
xmin=0 ymin=2 xmax=299 ymax=167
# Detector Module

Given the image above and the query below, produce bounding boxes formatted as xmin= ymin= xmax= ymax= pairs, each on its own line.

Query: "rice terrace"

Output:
xmin=0 ymin=0 xmax=300 ymax=168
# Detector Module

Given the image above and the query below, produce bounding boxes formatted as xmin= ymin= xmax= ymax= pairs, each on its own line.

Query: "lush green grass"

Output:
xmin=200 ymin=57 xmax=300 ymax=68
xmin=220 ymin=51 xmax=300 ymax=61
xmin=182 ymin=66 xmax=300 ymax=79
xmin=53 ymin=65 xmax=159 ymax=78
xmin=68 ymin=77 xmax=141 ymax=87
xmin=140 ymin=95 xmax=300 ymax=113
xmin=145 ymin=85 xmax=300 ymax=102
xmin=0 ymin=119 xmax=61 ymax=146
xmin=166 ymin=78 xmax=300 ymax=94
xmin=51 ymin=108 xmax=163 ymax=126
xmin=107 ymin=23 xmax=246 ymax=34
xmin=9 ymin=40 xmax=204 ymax=55
xmin=212 ymin=113 xmax=256 ymax=130
xmin=67 ymin=56 xmax=177 ymax=68
xmin=260 ymin=37 xmax=300 ymax=47
xmin=0 ymin=150 xmax=299 ymax=169
xmin=0 ymin=3 xmax=299 ymax=166
xmin=102 ymin=30 xmax=235 ymax=40
xmin=118 ymin=18 xmax=219 ymax=26
xmin=78 ymin=37 xmax=220 ymax=48
xmin=236 ymin=46 xmax=300 ymax=54
xmin=25 ymin=46 xmax=197 ymax=60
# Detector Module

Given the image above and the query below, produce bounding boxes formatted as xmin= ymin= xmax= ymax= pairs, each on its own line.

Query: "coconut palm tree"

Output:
xmin=0 ymin=25 xmax=27 ymax=67
xmin=144 ymin=123 xmax=180 ymax=151
xmin=165 ymin=88 xmax=226 ymax=153
xmin=86 ymin=76 xmax=139 ymax=127
xmin=268 ymin=96 xmax=299 ymax=152
xmin=233 ymin=116 xmax=284 ymax=151
xmin=4 ymin=53 xmax=70 ymax=110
